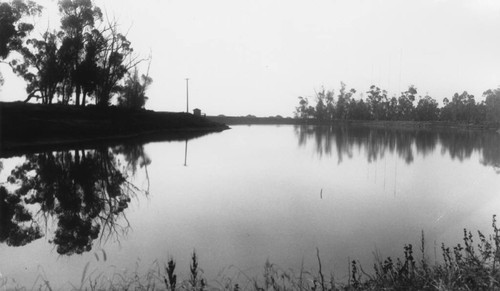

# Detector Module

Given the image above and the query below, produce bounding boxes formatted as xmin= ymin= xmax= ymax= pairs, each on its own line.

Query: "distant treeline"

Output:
xmin=294 ymin=83 xmax=500 ymax=126
xmin=0 ymin=0 xmax=151 ymax=109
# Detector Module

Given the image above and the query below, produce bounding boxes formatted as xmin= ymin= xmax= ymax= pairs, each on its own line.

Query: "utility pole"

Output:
xmin=185 ymin=78 xmax=189 ymax=113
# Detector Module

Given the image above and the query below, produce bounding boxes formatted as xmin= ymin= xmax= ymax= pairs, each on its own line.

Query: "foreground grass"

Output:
xmin=4 ymin=216 xmax=500 ymax=290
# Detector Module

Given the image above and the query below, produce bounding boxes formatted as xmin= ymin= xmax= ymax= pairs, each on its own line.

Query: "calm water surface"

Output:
xmin=1 ymin=125 xmax=499 ymax=288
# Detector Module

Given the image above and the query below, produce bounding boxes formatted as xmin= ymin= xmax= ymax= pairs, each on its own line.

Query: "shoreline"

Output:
xmin=0 ymin=102 xmax=229 ymax=157
xmin=0 ymin=127 xmax=225 ymax=158
xmin=207 ymin=115 xmax=500 ymax=131
xmin=1 ymin=101 xmax=498 ymax=157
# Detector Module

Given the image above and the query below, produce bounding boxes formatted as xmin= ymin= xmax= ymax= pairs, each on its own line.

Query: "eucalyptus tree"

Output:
xmin=295 ymin=96 xmax=313 ymax=119
xmin=453 ymin=91 xmax=471 ymax=121
xmin=57 ymin=0 xmax=103 ymax=106
xmin=440 ymin=97 xmax=452 ymax=121
xmin=336 ymin=82 xmax=356 ymax=120
xmin=440 ymin=91 xmax=476 ymax=122
xmin=58 ymin=0 xmax=144 ymax=107
xmin=117 ymin=67 xmax=153 ymax=109
xmin=77 ymin=28 xmax=101 ymax=106
xmin=0 ymin=0 xmax=41 ymax=59
xmin=348 ymin=98 xmax=370 ymax=120
xmin=314 ymin=88 xmax=327 ymax=121
xmin=483 ymin=88 xmax=500 ymax=123
xmin=7 ymin=0 xmax=102 ymax=105
xmin=464 ymin=92 xmax=477 ymax=123
xmin=415 ymin=95 xmax=439 ymax=121
xmin=0 ymin=0 xmax=41 ymax=88
xmin=386 ymin=96 xmax=398 ymax=120
xmin=7 ymin=0 xmax=144 ymax=106
xmin=396 ymin=85 xmax=417 ymax=120
xmin=12 ymin=31 xmax=64 ymax=104
xmin=91 ymin=18 xmax=144 ymax=107
xmin=366 ymin=85 xmax=388 ymax=120
xmin=325 ymin=88 xmax=335 ymax=121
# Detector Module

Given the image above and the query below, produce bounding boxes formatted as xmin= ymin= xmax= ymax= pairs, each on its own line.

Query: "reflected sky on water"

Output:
xmin=1 ymin=125 xmax=499 ymax=288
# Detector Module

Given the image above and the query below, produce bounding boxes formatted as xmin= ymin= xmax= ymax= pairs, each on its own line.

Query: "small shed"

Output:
xmin=193 ymin=108 xmax=201 ymax=116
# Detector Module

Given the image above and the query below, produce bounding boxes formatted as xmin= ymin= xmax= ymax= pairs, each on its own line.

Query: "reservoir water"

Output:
xmin=1 ymin=124 xmax=499 ymax=289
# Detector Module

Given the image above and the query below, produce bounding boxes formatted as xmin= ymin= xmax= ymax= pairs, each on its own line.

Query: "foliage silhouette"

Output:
xmin=117 ymin=68 xmax=153 ymax=109
xmin=483 ymin=88 xmax=500 ymax=123
xmin=4 ymin=0 xmax=145 ymax=106
xmin=295 ymin=83 xmax=500 ymax=126
xmin=0 ymin=0 xmax=42 ymax=89
xmin=0 ymin=0 xmax=41 ymax=59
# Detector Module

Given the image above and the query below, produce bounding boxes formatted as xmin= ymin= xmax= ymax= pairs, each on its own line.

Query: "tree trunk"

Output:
xmin=75 ymin=85 xmax=81 ymax=106
xmin=24 ymin=90 xmax=41 ymax=103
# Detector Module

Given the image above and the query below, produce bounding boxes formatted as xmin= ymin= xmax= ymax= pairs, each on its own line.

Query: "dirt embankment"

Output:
xmin=0 ymin=102 xmax=229 ymax=155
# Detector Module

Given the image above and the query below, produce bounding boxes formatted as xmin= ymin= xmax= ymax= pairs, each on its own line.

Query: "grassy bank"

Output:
xmin=0 ymin=102 xmax=229 ymax=155
xmin=3 ymin=216 xmax=500 ymax=290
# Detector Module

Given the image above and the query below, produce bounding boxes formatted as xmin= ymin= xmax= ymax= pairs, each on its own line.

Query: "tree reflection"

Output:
xmin=439 ymin=131 xmax=476 ymax=162
xmin=479 ymin=134 xmax=500 ymax=173
xmin=113 ymin=143 xmax=152 ymax=193
xmin=0 ymin=186 xmax=42 ymax=246
xmin=114 ymin=144 xmax=152 ymax=176
xmin=294 ymin=125 xmax=500 ymax=172
xmin=1 ymin=144 xmax=149 ymax=255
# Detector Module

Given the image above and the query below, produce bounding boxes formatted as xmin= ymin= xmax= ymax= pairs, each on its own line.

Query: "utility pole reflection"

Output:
xmin=184 ymin=139 xmax=188 ymax=166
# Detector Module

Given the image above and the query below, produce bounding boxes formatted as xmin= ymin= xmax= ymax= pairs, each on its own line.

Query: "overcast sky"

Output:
xmin=1 ymin=0 xmax=499 ymax=117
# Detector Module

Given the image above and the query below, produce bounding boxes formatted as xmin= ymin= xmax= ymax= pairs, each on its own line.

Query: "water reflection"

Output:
xmin=0 ymin=186 xmax=42 ymax=247
xmin=0 ymin=144 xmax=150 ymax=255
xmin=294 ymin=125 xmax=500 ymax=172
xmin=184 ymin=140 xmax=188 ymax=167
